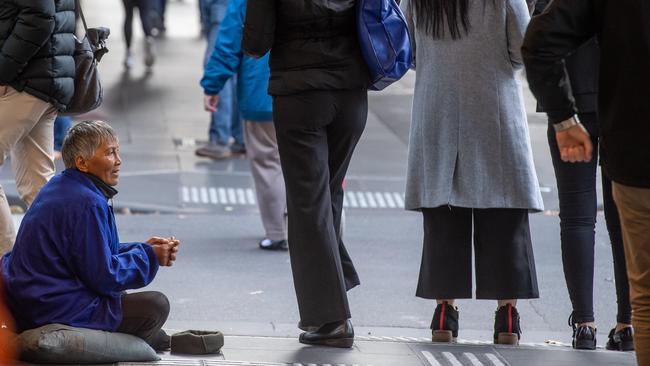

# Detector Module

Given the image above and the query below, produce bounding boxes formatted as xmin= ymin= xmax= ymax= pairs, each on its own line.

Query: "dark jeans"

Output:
xmin=417 ymin=206 xmax=539 ymax=300
xmin=53 ymin=116 xmax=71 ymax=152
xmin=547 ymin=112 xmax=631 ymax=324
xmin=273 ymin=89 xmax=367 ymax=327
xmin=122 ymin=0 xmax=155 ymax=49
xmin=116 ymin=291 xmax=170 ymax=351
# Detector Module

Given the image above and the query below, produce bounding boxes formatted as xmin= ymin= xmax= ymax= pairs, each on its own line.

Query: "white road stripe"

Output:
xmin=191 ymin=187 xmax=199 ymax=203
xmin=218 ymin=188 xmax=227 ymax=204
xmin=421 ymin=351 xmax=441 ymax=366
xmin=384 ymin=192 xmax=396 ymax=208
xmin=393 ymin=192 xmax=405 ymax=207
xmin=208 ymin=187 xmax=218 ymax=204
xmin=464 ymin=352 xmax=484 ymax=366
xmin=246 ymin=188 xmax=256 ymax=205
xmin=442 ymin=352 xmax=463 ymax=366
xmin=236 ymin=188 xmax=247 ymax=204
xmin=346 ymin=191 xmax=358 ymax=208
xmin=485 ymin=353 xmax=505 ymax=366
xmin=374 ymin=192 xmax=387 ymax=208
xmin=181 ymin=186 xmax=190 ymax=202
xmin=200 ymin=187 xmax=209 ymax=204
xmin=356 ymin=192 xmax=368 ymax=208
xmin=365 ymin=192 xmax=377 ymax=208
xmin=227 ymin=188 xmax=237 ymax=204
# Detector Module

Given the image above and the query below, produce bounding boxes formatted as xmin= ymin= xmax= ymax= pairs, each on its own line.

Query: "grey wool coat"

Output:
xmin=400 ymin=0 xmax=544 ymax=212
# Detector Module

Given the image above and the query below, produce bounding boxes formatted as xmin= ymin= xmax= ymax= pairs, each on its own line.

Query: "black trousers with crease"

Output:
xmin=273 ymin=89 xmax=367 ymax=327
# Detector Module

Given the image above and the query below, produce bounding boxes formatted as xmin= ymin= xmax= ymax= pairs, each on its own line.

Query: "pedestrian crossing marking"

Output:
xmin=422 ymin=351 xmax=442 ymax=366
xmin=442 ymin=352 xmax=463 ymax=366
xmin=180 ymin=186 xmax=405 ymax=209
xmin=485 ymin=354 xmax=505 ymax=366
xmin=464 ymin=352 xmax=484 ymax=366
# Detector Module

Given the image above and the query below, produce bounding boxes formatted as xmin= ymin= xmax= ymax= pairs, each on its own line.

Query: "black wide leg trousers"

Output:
xmin=273 ymin=89 xmax=367 ymax=327
xmin=416 ymin=206 xmax=539 ymax=300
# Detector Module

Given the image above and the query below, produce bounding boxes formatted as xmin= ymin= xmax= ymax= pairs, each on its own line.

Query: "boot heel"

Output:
xmin=432 ymin=330 xmax=454 ymax=343
xmin=496 ymin=332 xmax=519 ymax=345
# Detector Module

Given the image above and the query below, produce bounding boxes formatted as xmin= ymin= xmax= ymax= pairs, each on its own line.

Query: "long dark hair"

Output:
xmin=412 ymin=0 xmax=470 ymax=40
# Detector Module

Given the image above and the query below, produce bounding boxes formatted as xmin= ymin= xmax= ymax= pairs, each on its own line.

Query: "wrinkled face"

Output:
xmin=83 ymin=139 xmax=121 ymax=186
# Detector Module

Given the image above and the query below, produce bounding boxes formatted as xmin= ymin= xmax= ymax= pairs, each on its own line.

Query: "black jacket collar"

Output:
xmin=80 ymin=171 xmax=118 ymax=200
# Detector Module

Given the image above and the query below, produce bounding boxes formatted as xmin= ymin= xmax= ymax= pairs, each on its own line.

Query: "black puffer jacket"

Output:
xmin=242 ymin=0 xmax=369 ymax=96
xmin=0 ymin=0 xmax=76 ymax=111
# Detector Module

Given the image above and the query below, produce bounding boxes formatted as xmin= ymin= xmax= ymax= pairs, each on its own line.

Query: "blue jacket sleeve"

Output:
xmin=200 ymin=0 xmax=245 ymax=96
xmin=70 ymin=204 xmax=159 ymax=296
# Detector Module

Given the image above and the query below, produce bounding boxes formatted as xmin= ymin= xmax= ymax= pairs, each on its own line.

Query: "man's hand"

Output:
xmin=147 ymin=237 xmax=180 ymax=267
xmin=204 ymin=94 xmax=220 ymax=113
xmin=556 ymin=124 xmax=593 ymax=163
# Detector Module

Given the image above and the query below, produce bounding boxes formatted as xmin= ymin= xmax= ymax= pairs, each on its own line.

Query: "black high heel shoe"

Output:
xmin=299 ymin=319 xmax=354 ymax=348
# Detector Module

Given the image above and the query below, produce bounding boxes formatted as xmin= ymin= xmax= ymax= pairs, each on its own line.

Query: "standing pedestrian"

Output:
xmin=243 ymin=0 xmax=370 ymax=348
xmin=201 ymin=0 xmax=287 ymax=250
xmin=401 ymin=0 xmax=543 ymax=345
xmin=531 ymin=0 xmax=633 ymax=351
xmin=122 ymin=0 xmax=157 ymax=69
xmin=0 ymin=0 xmax=76 ymax=255
xmin=523 ymin=1 xmax=650 ymax=363
xmin=195 ymin=0 xmax=245 ymax=160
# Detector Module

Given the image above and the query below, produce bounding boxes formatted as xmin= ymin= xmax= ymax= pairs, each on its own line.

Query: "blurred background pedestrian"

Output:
xmin=122 ymin=0 xmax=157 ymax=70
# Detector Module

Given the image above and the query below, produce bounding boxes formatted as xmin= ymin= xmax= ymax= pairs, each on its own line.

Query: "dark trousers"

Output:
xmin=273 ymin=89 xmax=367 ymax=326
xmin=116 ymin=291 xmax=170 ymax=351
xmin=547 ymin=112 xmax=631 ymax=324
xmin=122 ymin=0 xmax=154 ymax=49
xmin=417 ymin=206 xmax=539 ymax=300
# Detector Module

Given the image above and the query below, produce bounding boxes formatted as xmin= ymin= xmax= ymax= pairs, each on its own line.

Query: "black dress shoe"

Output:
xmin=299 ymin=319 xmax=354 ymax=348
xmin=606 ymin=327 xmax=634 ymax=351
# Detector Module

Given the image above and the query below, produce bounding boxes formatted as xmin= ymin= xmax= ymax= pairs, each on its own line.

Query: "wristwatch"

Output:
xmin=553 ymin=116 xmax=582 ymax=132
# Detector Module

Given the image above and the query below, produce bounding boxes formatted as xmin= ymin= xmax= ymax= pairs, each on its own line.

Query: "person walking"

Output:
xmin=195 ymin=0 xmax=245 ymax=160
xmin=400 ymin=0 xmax=543 ymax=345
xmin=122 ymin=0 xmax=157 ymax=69
xmin=243 ymin=0 xmax=370 ymax=348
xmin=201 ymin=0 xmax=287 ymax=250
xmin=530 ymin=0 xmax=633 ymax=351
xmin=0 ymin=0 xmax=76 ymax=255
xmin=523 ymin=1 xmax=650 ymax=363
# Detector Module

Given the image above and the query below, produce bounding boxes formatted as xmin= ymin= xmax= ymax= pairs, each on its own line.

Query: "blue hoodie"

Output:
xmin=1 ymin=169 xmax=159 ymax=332
xmin=200 ymin=0 xmax=272 ymax=122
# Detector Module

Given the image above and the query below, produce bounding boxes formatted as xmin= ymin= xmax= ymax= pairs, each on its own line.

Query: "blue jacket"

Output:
xmin=200 ymin=0 xmax=272 ymax=122
xmin=1 ymin=169 xmax=159 ymax=332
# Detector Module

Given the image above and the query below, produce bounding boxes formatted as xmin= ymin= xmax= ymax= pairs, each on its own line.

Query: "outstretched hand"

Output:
xmin=556 ymin=124 xmax=593 ymax=163
xmin=147 ymin=236 xmax=180 ymax=267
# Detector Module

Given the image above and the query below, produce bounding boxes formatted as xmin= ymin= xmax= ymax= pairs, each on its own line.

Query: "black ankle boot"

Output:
xmin=299 ymin=319 xmax=354 ymax=348
xmin=606 ymin=327 xmax=634 ymax=351
xmin=568 ymin=313 xmax=597 ymax=350
xmin=494 ymin=304 xmax=521 ymax=345
xmin=431 ymin=302 xmax=459 ymax=342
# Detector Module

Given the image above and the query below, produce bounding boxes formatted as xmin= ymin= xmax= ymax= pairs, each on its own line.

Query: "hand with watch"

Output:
xmin=553 ymin=115 xmax=594 ymax=163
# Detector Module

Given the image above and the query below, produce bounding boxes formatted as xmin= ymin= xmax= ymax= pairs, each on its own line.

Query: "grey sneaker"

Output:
xmin=144 ymin=36 xmax=155 ymax=68
xmin=230 ymin=142 xmax=246 ymax=155
xmin=195 ymin=143 xmax=232 ymax=160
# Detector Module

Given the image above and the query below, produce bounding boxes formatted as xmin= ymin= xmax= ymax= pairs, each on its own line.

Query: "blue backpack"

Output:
xmin=357 ymin=0 xmax=413 ymax=91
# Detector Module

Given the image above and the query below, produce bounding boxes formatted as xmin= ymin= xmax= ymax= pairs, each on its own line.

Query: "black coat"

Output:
xmin=242 ymin=0 xmax=369 ymax=95
xmin=523 ymin=0 xmax=650 ymax=188
xmin=533 ymin=0 xmax=598 ymax=114
xmin=0 ymin=0 xmax=76 ymax=111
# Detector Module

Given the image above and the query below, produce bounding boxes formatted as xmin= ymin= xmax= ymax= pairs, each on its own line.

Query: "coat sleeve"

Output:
xmin=400 ymin=0 xmax=416 ymax=69
xmin=70 ymin=204 xmax=159 ymax=296
xmin=200 ymin=0 xmax=245 ymax=95
xmin=0 ymin=0 xmax=56 ymax=84
xmin=242 ymin=0 xmax=276 ymax=58
xmin=505 ymin=0 xmax=531 ymax=70
xmin=522 ymin=0 xmax=595 ymax=124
